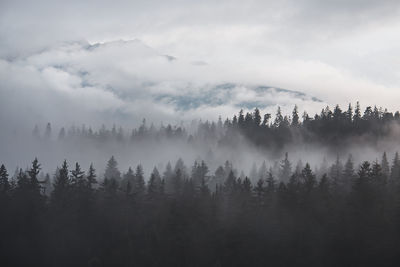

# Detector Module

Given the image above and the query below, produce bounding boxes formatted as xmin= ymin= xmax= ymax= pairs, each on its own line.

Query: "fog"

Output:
xmin=2 ymin=111 xmax=400 ymax=184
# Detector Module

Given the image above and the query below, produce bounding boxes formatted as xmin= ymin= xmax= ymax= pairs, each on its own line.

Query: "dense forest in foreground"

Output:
xmin=2 ymin=103 xmax=400 ymax=266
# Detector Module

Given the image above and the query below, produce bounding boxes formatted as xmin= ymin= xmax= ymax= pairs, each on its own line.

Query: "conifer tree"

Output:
xmin=28 ymin=158 xmax=41 ymax=193
xmin=253 ymin=108 xmax=262 ymax=127
xmin=346 ymin=103 xmax=353 ymax=122
xmin=330 ymin=155 xmax=343 ymax=187
xmin=266 ymin=170 xmax=276 ymax=193
xmin=44 ymin=122 xmax=52 ymax=139
xmin=148 ymin=167 xmax=162 ymax=197
xmin=353 ymin=101 xmax=361 ymax=122
xmin=254 ymin=178 xmax=265 ymax=198
xmin=292 ymin=105 xmax=300 ymax=126
xmin=70 ymin=162 xmax=85 ymax=188
xmin=163 ymin=162 xmax=174 ymax=194
xmin=279 ymin=152 xmax=292 ymax=183
xmin=86 ymin=163 xmax=97 ymax=190
xmin=274 ymin=106 xmax=283 ymax=127
xmin=224 ymin=171 xmax=237 ymax=195
xmin=243 ymin=177 xmax=252 ymax=195
xmin=381 ymin=152 xmax=390 ymax=179
xmin=0 ymin=164 xmax=10 ymax=193
xmin=134 ymin=164 xmax=145 ymax=196
xmin=121 ymin=167 xmax=134 ymax=193
xmin=104 ymin=156 xmax=121 ymax=182
xmin=52 ymin=160 xmax=70 ymax=207
xmin=301 ymin=163 xmax=317 ymax=191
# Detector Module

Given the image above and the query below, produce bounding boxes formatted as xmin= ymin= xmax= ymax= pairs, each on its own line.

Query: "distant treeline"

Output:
xmin=2 ymin=150 xmax=400 ymax=266
xmin=32 ymin=102 xmax=400 ymax=151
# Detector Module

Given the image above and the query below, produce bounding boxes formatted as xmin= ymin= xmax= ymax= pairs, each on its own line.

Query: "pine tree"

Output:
xmin=253 ymin=108 xmax=261 ymax=127
xmin=171 ymin=169 xmax=183 ymax=195
xmin=346 ymin=103 xmax=353 ymax=122
xmin=330 ymin=155 xmax=343 ymax=187
xmin=134 ymin=164 xmax=145 ymax=197
xmin=0 ymin=164 xmax=10 ymax=193
xmin=262 ymin=113 xmax=271 ymax=127
xmin=87 ymin=163 xmax=97 ymax=190
xmin=163 ymin=162 xmax=174 ymax=194
xmin=243 ymin=177 xmax=252 ymax=195
xmin=254 ymin=178 xmax=265 ymax=198
xmin=16 ymin=169 xmax=30 ymax=190
xmin=121 ymin=167 xmax=134 ymax=193
xmin=191 ymin=160 xmax=208 ymax=188
xmin=353 ymin=101 xmax=361 ymax=122
xmin=44 ymin=122 xmax=52 ymax=139
xmin=214 ymin=166 xmax=226 ymax=185
xmin=52 ymin=160 xmax=71 ymax=207
xmin=352 ymin=161 xmax=373 ymax=209
xmin=274 ymin=106 xmax=283 ymax=127
xmin=58 ymin=127 xmax=66 ymax=140
xmin=342 ymin=154 xmax=355 ymax=192
xmin=42 ymin=173 xmax=51 ymax=196
xmin=279 ymin=152 xmax=292 ymax=183
xmin=104 ymin=156 xmax=121 ymax=182
xmin=224 ymin=171 xmax=237 ymax=195
xmin=28 ymin=158 xmax=41 ymax=193
xmin=301 ymin=163 xmax=317 ymax=191
xmin=32 ymin=124 xmax=40 ymax=139
xmin=70 ymin=162 xmax=85 ymax=188
xmin=148 ymin=167 xmax=162 ymax=197
xmin=371 ymin=161 xmax=385 ymax=186
xmin=174 ymin=158 xmax=188 ymax=179
xmin=318 ymin=174 xmax=330 ymax=194
xmin=266 ymin=171 xmax=276 ymax=193
xmin=381 ymin=152 xmax=390 ymax=179
xmin=292 ymin=105 xmax=300 ymax=126
xmin=199 ymin=176 xmax=210 ymax=197
xmin=238 ymin=109 xmax=245 ymax=128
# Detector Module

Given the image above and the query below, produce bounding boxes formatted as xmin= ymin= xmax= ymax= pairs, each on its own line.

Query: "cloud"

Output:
xmin=1 ymin=0 xmax=400 ymax=130
xmin=0 ymin=39 xmax=326 ymax=132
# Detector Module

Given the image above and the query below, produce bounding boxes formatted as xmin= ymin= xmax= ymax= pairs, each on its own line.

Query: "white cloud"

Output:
xmin=1 ymin=0 xmax=400 ymax=129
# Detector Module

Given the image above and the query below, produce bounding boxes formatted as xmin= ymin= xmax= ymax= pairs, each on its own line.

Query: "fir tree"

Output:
xmin=0 ymin=164 xmax=10 ymax=193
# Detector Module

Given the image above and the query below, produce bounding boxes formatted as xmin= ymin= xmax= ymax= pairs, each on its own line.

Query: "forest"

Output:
xmin=2 ymin=103 xmax=400 ymax=266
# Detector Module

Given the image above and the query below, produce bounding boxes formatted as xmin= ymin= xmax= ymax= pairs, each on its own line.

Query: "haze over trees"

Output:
xmin=25 ymin=102 xmax=400 ymax=157
xmin=2 ymin=103 xmax=400 ymax=266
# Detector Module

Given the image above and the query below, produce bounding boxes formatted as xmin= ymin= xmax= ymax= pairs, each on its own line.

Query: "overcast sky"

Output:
xmin=1 ymin=0 xmax=400 ymax=129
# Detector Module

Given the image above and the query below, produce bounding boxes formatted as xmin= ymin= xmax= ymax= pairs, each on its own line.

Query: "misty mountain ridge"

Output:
xmin=0 ymin=38 xmax=325 ymax=127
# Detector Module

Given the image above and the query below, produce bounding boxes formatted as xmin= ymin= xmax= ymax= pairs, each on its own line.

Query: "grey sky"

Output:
xmin=1 ymin=0 xmax=400 ymax=128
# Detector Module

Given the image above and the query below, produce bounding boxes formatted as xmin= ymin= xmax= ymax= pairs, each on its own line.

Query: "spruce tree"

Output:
xmin=148 ymin=167 xmax=162 ymax=197
xmin=52 ymin=160 xmax=70 ymax=207
xmin=254 ymin=178 xmax=265 ymax=199
xmin=0 ymin=164 xmax=10 ymax=193
xmin=104 ymin=156 xmax=121 ymax=182
xmin=292 ymin=105 xmax=300 ymax=126
xmin=279 ymin=152 xmax=292 ymax=183
xmin=28 ymin=158 xmax=41 ymax=193
xmin=70 ymin=162 xmax=85 ymax=188
xmin=134 ymin=164 xmax=145 ymax=197
xmin=87 ymin=163 xmax=97 ymax=190
xmin=301 ymin=163 xmax=317 ymax=191
xmin=381 ymin=152 xmax=390 ymax=179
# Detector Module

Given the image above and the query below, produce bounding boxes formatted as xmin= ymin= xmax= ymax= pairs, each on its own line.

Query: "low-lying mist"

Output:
xmin=2 ymin=104 xmax=400 ymax=185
